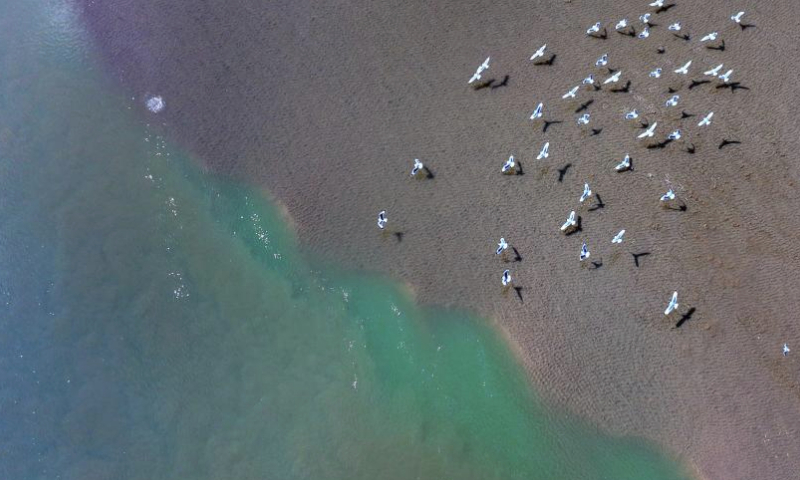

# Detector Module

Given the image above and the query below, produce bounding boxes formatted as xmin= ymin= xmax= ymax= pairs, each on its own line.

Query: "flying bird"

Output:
xmin=704 ymin=64 xmax=724 ymax=76
xmin=579 ymin=183 xmax=593 ymax=203
xmin=596 ymin=53 xmax=609 ymax=67
xmin=468 ymin=57 xmax=491 ymax=84
xmin=615 ymin=154 xmax=631 ymax=171
xmin=582 ymin=74 xmax=595 ymax=85
xmin=530 ymin=102 xmax=544 ymax=120
xmin=580 ymin=242 xmax=590 ymax=261
xmin=625 ymin=109 xmax=639 ymax=120
xmin=586 ymin=22 xmax=602 ymax=35
xmin=700 ymin=32 xmax=718 ymax=42
xmin=411 ymin=158 xmax=424 ymax=176
xmin=496 ymin=237 xmax=508 ymax=255
xmin=665 ymin=95 xmax=680 ymax=107
xmin=638 ymin=122 xmax=658 ymax=138
xmin=615 ymin=19 xmax=628 ymax=30
xmin=698 ymin=112 xmax=714 ymax=126
xmin=718 ymin=69 xmax=733 ymax=83
xmin=502 ymin=155 xmax=516 ymax=174
xmin=561 ymin=211 xmax=577 ymax=232
xmin=668 ymin=129 xmax=682 ymax=140
xmin=563 ymin=85 xmax=580 ymax=99
xmin=638 ymin=27 xmax=650 ymax=39
xmin=537 ymin=142 xmax=550 ymax=159
xmin=731 ymin=11 xmax=745 ymax=23
xmin=640 ymin=13 xmax=652 ymax=24
xmin=650 ymin=0 xmax=664 ymax=7
xmin=649 ymin=68 xmax=662 ymax=78
xmin=530 ymin=44 xmax=547 ymax=60
xmin=604 ymin=71 xmax=622 ymax=84
xmin=674 ymin=60 xmax=692 ymax=75
xmin=612 ymin=230 xmax=626 ymax=243
xmin=502 ymin=269 xmax=512 ymax=286
xmin=660 ymin=189 xmax=676 ymax=201
xmin=668 ymin=22 xmax=682 ymax=31
xmin=784 ymin=343 xmax=791 ymax=356
xmin=377 ymin=210 xmax=388 ymax=229
xmin=664 ymin=291 xmax=679 ymax=315
xmin=577 ymin=113 xmax=590 ymax=125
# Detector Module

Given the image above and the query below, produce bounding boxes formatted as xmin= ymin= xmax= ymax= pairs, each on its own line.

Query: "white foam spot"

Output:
xmin=146 ymin=96 xmax=165 ymax=113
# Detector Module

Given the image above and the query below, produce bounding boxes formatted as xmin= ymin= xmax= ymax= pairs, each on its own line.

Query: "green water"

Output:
xmin=0 ymin=1 xmax=693 ymax=479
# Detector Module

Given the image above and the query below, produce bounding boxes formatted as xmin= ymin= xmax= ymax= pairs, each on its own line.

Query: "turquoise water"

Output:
xmin=0 ymin=1 xmax=693 ymax=479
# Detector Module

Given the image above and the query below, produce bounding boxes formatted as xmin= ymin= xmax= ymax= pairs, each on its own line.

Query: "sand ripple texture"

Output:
xmin=79 ymin=1 xmax=800 ymax=478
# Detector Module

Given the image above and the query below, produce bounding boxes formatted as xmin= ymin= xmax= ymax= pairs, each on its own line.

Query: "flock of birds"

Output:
xmin=375 ymin=3 xmax=790 ymax=357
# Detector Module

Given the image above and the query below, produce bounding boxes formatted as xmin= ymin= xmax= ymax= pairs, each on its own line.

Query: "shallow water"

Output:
xmin=0 ymin=1 xmax=693 ymax=479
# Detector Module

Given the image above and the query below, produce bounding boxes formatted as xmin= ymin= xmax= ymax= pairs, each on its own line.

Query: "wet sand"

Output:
xmin=78 ymin=0 xmax=800 ymax=478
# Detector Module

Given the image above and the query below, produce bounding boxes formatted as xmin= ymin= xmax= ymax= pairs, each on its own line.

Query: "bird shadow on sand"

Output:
xmin=647 ymin=138 xmax=673 ymax=149
xmin=688 ymin=79 xmax=710 ymax=90
xmin=680 ymin=111 xmax=695 ymax=119
xmin=610 ymin=80 xmax=631 ymax=93
xmin=589 ymin=28 xmax=608 ymax=40
xmin=575 ymin=99 xmax=594 ymax=113
xmin=394 ymin=232 xmax=404 ymax=242
xmin=706 ymin=40 xmax=725 ymax=51
xmin=673 ymin=33 xmax=690 ymax=41
xmin=719 ymin=139 xmax=741 ymax=149
xmin=513 ymin=286 xmax=524 ymax=303
xmin=515 ymin=160 xmax=525 ymax=176
xmin=631 ymin=251 xmax=651 ymax=267
xmin=491 ymin=75 xmax=510 ymax=89
xmin=685 ymin=143 xmax=696 ymax=154
xmin=588 ymin=193 xmax=605 ymax=211
xmin=716 ymin=82 xmax=749 ymax=92
xmin=472 ymin=79 xmax=495 ymax=90
xmin=590 ymin=128 xmax=603 ymax=136
xmin=618 ymin=29 xmax=636 ymax=38
xmin=512 ymin=247 xmax=523 ymax=262
xmin=674 ymin=307 xmax=697 ymax=328
xmin=534 ymin=53 xmax=557 ymax=66
xmin=739 ymin=23 xmax=756 ymax=31
xmin=557 ymin=163 xmax=572 ymax=182
xmin=590 ymin=260 xmax=603 ymax=269
xmin=423 ymin=166 xmax=435 ymax=179
xmin=663 ymin=200 xmax=688 ymax=212
xmin=543 ymin=119 xmax=563 ymax=133
xmin=655 ymin=3 xmax=676 ymax=13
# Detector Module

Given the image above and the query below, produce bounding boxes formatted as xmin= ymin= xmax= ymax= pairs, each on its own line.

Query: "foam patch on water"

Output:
xmin=146 ymin=96 xmax=164 ymax=113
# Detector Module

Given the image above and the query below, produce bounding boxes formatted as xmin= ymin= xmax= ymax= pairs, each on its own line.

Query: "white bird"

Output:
xmin=604 ymin=71 xmax=622 ymax=84
xmin=530 ymin=44 xmax=547 ymax=60
xmin=580 ymin=242 xmax=590 ymax=261
xmin=502 ymin=269 xmax=512 ymax=286
xmin=563 ymin=85 xmax=580 ymax=99
xmin=638 ymin=26 xmax=650 ymax=39
xmin=649 ymin=68 xmax=662 ymax=78
xmin=638 ymin=122 xmax=658 ymax=138
xmin=468 ymin=57 xmax=491 ymax=84
xmin=665 ymin=95 xmax=680 ymax=107
xmin=496 ymin=237 xmax=508 ymax=255
xmin=411 ymin=158 xmax=424 ymax=176
xmin=616 ymin=19 xmax=628 ymax=30
xmin=718 ymin=69 xmax=733 ymax=83
xmin=577 ymin=113 xmax=590 ymax=125
xmin=530 ymin=102 xmax=544 ymax=120
xmin=640 ymin=13 xmax=652 ymax=24
xmin=612 ymin=229 xmax=625 ymax=243
xmin=650 ymin=0 xmax=664 ymax=7
xmin=586 ymin=22 xmax=602 ymax=35
xmin=582 ymin=74 xmax=595 ymax=85
xmin=625 ymin=109 xmax=639 ymax=120
xmin=783 ymin=343 xmax=791 ymax=356
xmin=537 ymin=142 xmax=550 ymax=160
xmin=731 ymin=11 xmax=745 ymax=24
xmin=668 ymin=22 xmax=682 ymax=31
xmin=377 ymin=210 xmax=388 ymax=229
xmin=615 ymin=154 xmax=631 ymax=171
xmin=704 ymin=64 xmax=724 ymax=76
xmin=579 ymin=182 xmax=592 ymax=203
xmin=700 ymin=32 xmax=718 ymax=42
xmin=664 ymin=291 xmax=679 ymax=315
xmin=698 ymin=112 xmax=714 ymax=127
xmin=502 ymin=155 xmax=516 ymax=174
xmin=561 ymin=211 xmax=577 ymax=232
xmin=668 ymin=129 xmax=682 ymax=140
xmin=674 ymin=60 xmax=692 ymax=75
xmin=596 ymin=53 xmax=609 ymax=67
xmin=660 ymin=189 xmax=676 ymax=201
